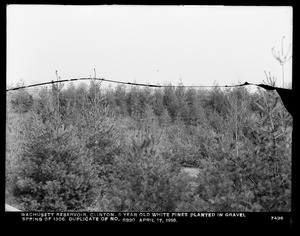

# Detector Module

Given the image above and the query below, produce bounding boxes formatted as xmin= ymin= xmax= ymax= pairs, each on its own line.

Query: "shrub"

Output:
xmin=10 ymin=89 xmax=33 ymax=113
xmin=101 ymin=129 xmax=190 ymax=212
xmin=12 ymin=112 xmax=99 ymax=211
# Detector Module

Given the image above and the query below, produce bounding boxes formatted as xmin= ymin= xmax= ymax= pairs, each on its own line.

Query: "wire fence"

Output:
xmin=6 ymin=76 xmax=279 ymax=92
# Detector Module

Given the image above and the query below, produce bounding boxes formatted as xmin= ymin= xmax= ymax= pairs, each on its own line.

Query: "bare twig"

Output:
xmin=271 ymin=36 xmax=293 ymax=87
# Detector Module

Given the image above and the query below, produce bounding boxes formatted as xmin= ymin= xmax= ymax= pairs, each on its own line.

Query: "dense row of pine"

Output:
xmin=6 ymin=79 xmax=292 ymax=211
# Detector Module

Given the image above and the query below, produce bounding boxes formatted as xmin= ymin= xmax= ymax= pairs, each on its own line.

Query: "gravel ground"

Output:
xmin=5 ymin=204 xmax=21 ymax=212
xmin=182 ymin=167 xmax=200 ymax=178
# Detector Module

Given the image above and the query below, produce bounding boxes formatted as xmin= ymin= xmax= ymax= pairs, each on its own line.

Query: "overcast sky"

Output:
xmin=7 ymin=5 xmax=293 ymax=89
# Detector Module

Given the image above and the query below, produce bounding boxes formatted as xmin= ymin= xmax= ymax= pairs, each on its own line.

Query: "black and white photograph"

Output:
xmin=5 ymin=4 xmax=294 ymax=226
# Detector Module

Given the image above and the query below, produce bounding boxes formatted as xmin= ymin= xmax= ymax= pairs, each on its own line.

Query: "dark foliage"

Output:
xmin=10 ymin=89 xmax=33 ymax=113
